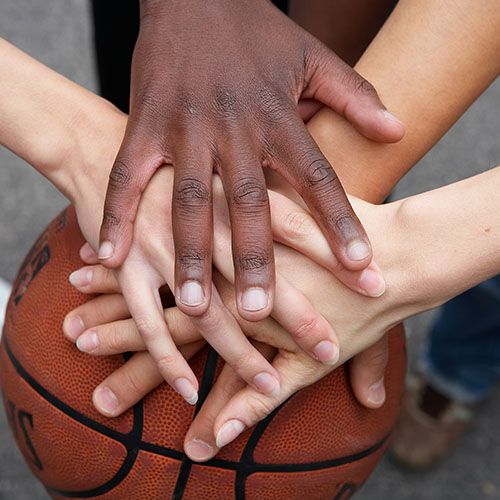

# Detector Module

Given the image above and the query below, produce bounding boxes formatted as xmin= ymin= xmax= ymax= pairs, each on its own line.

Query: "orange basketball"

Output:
xmin=0 ymin=207 xmax=405 ymax=499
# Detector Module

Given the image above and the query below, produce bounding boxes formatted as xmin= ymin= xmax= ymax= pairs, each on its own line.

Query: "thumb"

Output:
xmin=98 ymin=133 xmax=163 ymax=269
xmin=305 ymin=45 xmax=405 ymax=143
xmin=349 ymin=335 xmax=389 ymax=409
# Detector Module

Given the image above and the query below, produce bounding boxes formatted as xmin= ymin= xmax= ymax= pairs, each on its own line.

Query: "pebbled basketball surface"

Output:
xmin=0 ymin=207 xmax=405 ymax=499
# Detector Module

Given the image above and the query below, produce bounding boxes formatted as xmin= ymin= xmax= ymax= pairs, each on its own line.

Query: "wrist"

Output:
xmin=64 ymin=97 xmax=126 ymax=206
xmin=381 ymin=196 xmax=450 ymax=317
xmin=367 ymin=200 xmax=430 ymax=327
xmin=60 ymin=96 xmax=126 ymax=247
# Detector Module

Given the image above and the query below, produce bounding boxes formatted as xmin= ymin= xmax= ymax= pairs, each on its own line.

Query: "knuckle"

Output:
xmin=134 ymin=89 xmax=162 ymax=118
xmin=328 ymin=213 xmax=357 ymax=235
xmin=102 ymin=210 xmax=121 ymax=230
xmin=156 ymin=352 xmax=177 ymax=372
xmin=175 ymin=177 xmax=211 ymax=207
xmin=123 ymin=368 xmax=146 ymax=396
xmin=237 ymin=250 xmax=271 ymax=273
xmin=234 ymin=350 xmax=257 ymax=372
xmin=365 ymin=347 xmax=389 ymax=370
xmin=355 ymin=78 xmax=377 ymax=98
xmin=282 ymin=211 xmax=315 ymax=241
xmin=292 ymin=315 xmax=319 ymax=340
xmin=177 ymin=249 xmax=208 ymax=272
xmin=134 ymin=317 xmax=161 ymax=340
xmin=96 ymin=266 xmax=114 ymax=287
xmin=109 ymin=160 xmax=132 ymax=190
xmin=347 ymin=73 xmax=377 ymax=98
xmin=105 ymin=325 xmax=126 ymax=353
xmin=257 ymin=87 xmax=289 ymax=120
xmin=245 ymin=393 xmax=276 ymax=422
xmin=231 ymin=177 xmax=268 ymax=207
xmin=179 ymin=92 xmax=200 ymax=117
xmin=212 ymin=87 xmax=241 ymax=119
xmin=301 ymin=155 xmax=338 ymax=191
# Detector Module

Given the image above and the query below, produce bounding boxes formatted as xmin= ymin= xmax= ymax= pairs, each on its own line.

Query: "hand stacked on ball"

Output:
xmin=64 ymin=164 xmax=413 ymax=460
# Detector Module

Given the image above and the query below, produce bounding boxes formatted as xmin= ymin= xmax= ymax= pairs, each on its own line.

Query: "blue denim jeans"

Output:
xmin=420 ymin=276 xmax=500 ymax=404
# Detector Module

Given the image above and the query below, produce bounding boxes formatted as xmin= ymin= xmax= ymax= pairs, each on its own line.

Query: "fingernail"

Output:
xmin=313 ymin=340 xmax=339 ymax=365
xmin=69 ymin=269 xmax=93 ymax=288
xmin=358 ymin=268 xmax=386 ymax=297
xmin=98 ymin=241 xmax=114 ymax=260
xmin=241 ymin=287 xmax=268 ymax=312
xmin=179 ymin=281 xmax=205 ymax=307
xmin=185 ymin=439 xmax=214 ymax=462
xmin=346 ymin=241 xmax=370 ymax=262
xmin=381 ymin=110 xmax=404 ymax=127
xmin=94 ymin=386 xmax=119 ymax=416
xmin=368 ymin=377 xmax=386 ymax=406
xmin=174 ymin=377 xmax=198 ymax=405
xmin=215 ymin=419 xmax=246 ymax=448
xmin=64 ymin=315 xmax=85 ymax=341
xmin=80 ymin=242 xmax=96 ymax=261
xmin=253 ymin=372 xmax=280 ymax=397
xmin=76 ymin=331 xmax=99 ymax=353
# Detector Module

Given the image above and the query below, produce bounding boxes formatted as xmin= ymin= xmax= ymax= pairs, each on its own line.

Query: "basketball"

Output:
xmin=0 ymin=207 xmax=405 ymax=499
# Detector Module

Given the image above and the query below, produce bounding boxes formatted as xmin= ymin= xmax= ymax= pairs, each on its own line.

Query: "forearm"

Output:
xmin=308 ymin=0 xmax=500 ymax=202
xmin=397 ymin=166 xmax=500 ymax=309
xmin=0 ymin=39 xmax=124 ymax=201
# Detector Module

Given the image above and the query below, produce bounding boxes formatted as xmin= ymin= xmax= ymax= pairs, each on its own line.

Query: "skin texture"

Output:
xmin=98 ymin=0 xmax=405 ymax=322
xmin=1 ymin=0 xmax=499 ymax=461
xmin=69 ymin=165 xmax=500 ymax=458
xmin=0 ymin=38 xmax=386 ymax=406
xmin=65 ymin=0 xmax=500 ymax=460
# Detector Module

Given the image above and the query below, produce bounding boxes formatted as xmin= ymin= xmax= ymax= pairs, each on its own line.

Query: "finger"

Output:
xmin=74 ymin=306 xmax=202 ymax=356
xmin=218 ymin=140 xmax=275 ymax=321
xmin=349 ymin=336 xmax=388 ymax=409
xmin=272 ymin=274 xmax=339 ymax=364
xmin=269 ymin=190 xmax=386 ymax=297
xmin=93 ymin=341 xmax=204 ymax=417
xmin=63 ymin=294 xmax=130 ymax=342
xmin=98 ymin=128 xmax=165 ymax=268
xmin=80 ymin=243 xmax=100 ymax=265
xmin=121 ymin=274 xmax=200 ymax=405
xmin=172 ymin=144 xmax=213 ymax=316
xmin=69 ymin=265 xmax=120 ymax=295
xmin=304 ymin=43 xmax=404 ymax=143
xmin=186 ymin=285 xmax=282 ymax=397
xmin=213 ymin=351 xmax=324 ymax=450
xmin=184 ymin=342 xmax=276 ymax=462
xmin=211 ymin=199 xmax=341 ymax=363
xmin=271 ymin=118 xmax=373 ymax=271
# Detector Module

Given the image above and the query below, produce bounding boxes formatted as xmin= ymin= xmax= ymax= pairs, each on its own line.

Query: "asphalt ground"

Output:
xmin=0 ymin=1 xmax=499 ymax=498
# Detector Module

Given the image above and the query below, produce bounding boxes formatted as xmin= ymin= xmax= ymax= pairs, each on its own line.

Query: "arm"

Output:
xmin=2 ymin=0 xmax=499 ymax=455
xmin=0 ymin=38 xmax=125 ymax=245
xmin=306 ymin=0 xmax=500 ymax=203
xmin=69 ymin=165 xmax=500 ymax=457
xmin=97 ymin=0 xmax=404 ymax=321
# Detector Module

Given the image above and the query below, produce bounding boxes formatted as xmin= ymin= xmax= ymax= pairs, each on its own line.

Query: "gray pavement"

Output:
xmin=0 ymin=1 xmax=499 ymax=499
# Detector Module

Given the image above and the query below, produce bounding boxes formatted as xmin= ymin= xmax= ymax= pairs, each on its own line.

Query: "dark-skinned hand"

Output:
xmin=98 ymin=0 xmax=404 ymax=322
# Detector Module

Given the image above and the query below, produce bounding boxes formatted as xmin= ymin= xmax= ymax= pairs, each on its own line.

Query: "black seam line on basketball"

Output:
xmin=235 ymin=399 xmax=290 ymax=500
xmin=2 ymin=339 xmax=392 ymax=489
xmin=46 ymin=397 xmax=145 ymax=498
xmin=3 ymin=339 xmax=145 ymax=497
xmin=45 ymin=446 xmax=140 ymax=499
xmin=140 ymin=433 xmax=389 ymax=474
xmin=4 ymin=339 xmax=131 ymax=443
xmin=172 ymin=347 xmax=220 ymax=500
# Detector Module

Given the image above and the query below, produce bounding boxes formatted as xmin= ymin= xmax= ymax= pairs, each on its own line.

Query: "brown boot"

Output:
xmin=389 ymin=374 xmax=474 ymax=470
